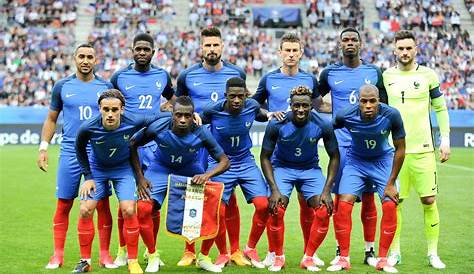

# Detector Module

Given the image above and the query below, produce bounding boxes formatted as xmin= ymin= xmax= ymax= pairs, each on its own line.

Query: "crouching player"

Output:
xmin=328 ymin=84 xmax=405 ymax=273
xmin=260 ymin=86 xmax=340 ymax=272
xmin=74 ymin=89 xmax=163 ymax=274
xmin=129 ymin=96 xmax=230 ymax=273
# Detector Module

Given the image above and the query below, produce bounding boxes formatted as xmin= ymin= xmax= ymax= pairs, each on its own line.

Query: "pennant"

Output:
xmin=164 ymin=174 xmax=224 ymax=243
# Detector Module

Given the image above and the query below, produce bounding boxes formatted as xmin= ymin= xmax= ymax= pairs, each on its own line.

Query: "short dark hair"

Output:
xmin=280 ymin=32 xmax=301 ymax=49
xmin=74 ymin=43 xmax=95 ymax=55
xmin=290 ymin=85 xmax=312 ymax=99
xmin=201 ymin=27 xmax=221 ymax=39
xmin=174 ymin=96 xmax=194 ymax=112
xmin=340 ymin=27 xmax=361 ymax=40
xmin=133 ymin=33 xmax=154 ymax=48
xmin=98 ymin=89 xmax=126 ymax=106
xmin=394 ymin=30 xmax=416 ymax=43
xmin=226 ymin=77 xmax=246 ymax=91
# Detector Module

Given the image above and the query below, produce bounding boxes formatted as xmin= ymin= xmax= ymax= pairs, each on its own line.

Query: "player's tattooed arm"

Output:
xmin=321 ymin=128 xmax=340 ymax=215
xmin=384 ymin=138 xmax=405 ymax=204
xmin=37 ymin=110 xmax=60 ymax=172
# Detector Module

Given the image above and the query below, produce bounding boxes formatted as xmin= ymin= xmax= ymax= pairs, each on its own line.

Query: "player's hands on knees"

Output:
xmin=439 ymin=138 xmax=450 ymax=163
xmin=137 ymin=177 xmax=152 ymax=200
xmin=192 ymin=174 xmax=210 ymax=185
xmin=37 ymin=150 xmax=48 ymax=172
xmin=193 ymin=112 xmax=202 ymax=126
xmin=320 ymin=190 xmax=334 ymax=215
xmin=268 ymin=190 xmax=284 ymax=214
xmin=383 ymin=184 xmax=399 ymax=204
xmin=267 ymin=111 xmax=285 ymax=121
xmin=80 ymin=180 xmax=96 ymax=200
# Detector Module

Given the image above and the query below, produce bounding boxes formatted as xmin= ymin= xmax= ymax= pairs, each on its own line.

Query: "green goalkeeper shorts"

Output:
xmin=398 ymin=152 xmax=438 ymax=199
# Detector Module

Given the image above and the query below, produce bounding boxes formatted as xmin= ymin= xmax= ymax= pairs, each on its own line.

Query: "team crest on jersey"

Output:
xmin=381 ymin=130 xmax=388 ymax=135
xmin=156 ymin=81 xmax=162 ymax=89
xmin=413 ymin=81 xmax=420 ymax=89
xmin=364 ymin=78 xmax=371 ymax=84
xmin=123 ymin=134 xmax=130 ymax=140
xmin=309 ymin=137 xmax=318 ymax=143
xmin=245 ymin=121 xmax=252 ymax=128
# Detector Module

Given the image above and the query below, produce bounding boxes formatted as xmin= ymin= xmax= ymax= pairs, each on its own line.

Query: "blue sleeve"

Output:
xmin=75 ymin=122 xmax=93 ymax=180
xmin=130 ymin=117 xmax=167 ymax=147
xmin=201 ymin=127 xmax=225 ymax=160
xmin=311 ymin=74 xmax=321 ymax=98
xmin=110 ymin=71 xmax=120 ymax=90
xmin=50 ymin=80 xmax=65 ymax=111
xmin=162 ymin=71 xmax=174 ymax=100
xmin=175 ymin=70 xmax=188 ymax=96
xmin=252 ymin=75 xmax=268 ymax=105
xmin=317 ymin=68 xmax=330 ymax=97
xmin=332 ymin=110 xmax=345 ymax=129
xmin=261 ymin=121 xmax=279 ymax=152
xmin=429 ymin=87 xmax=443 ymax=99
xmin=389 ymin=109 xmax=406 ymax=140
xmin=200 ymin=102 xmax=215 ymax=124
xmin=321 ymin=119 xmax=338 ymax=155
xmin=375 ymin=66 xmax=388 ymax=103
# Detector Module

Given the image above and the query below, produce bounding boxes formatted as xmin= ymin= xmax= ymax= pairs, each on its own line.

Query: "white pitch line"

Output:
xmin=438 ymin=163 xmax=474 ymax=172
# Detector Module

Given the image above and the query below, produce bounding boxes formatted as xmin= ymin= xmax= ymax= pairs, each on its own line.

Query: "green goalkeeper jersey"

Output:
xmin=383 ymin=64 xmax=450 ymax=154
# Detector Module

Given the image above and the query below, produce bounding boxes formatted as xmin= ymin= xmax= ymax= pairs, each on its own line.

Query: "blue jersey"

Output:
xmin=201 ymin=99 xmax=261 ymax=162
xmin=75 ymin=113 xmax=161 ymax=180
xmin=111 ymin=64 xmax=174 ymax=115
xmin=319 ymin=63 xmax=386 ymax=146
xmin=333 ymin=103 xmax=405 ymax=160
xmin=252 ymin=68 xmax=319 ymax=112
xmin=176 ymin=61 xmax=246 ymax=112
xmin=139 ymin=116 xmax=225 ymax=169
xmin=262 ymin=112 xmax=337 ymax=169
xmin=50 ymin=74 xmax=113 ymax=155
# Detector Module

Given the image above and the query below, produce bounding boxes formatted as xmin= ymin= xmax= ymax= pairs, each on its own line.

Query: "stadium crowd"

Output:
xmin=0 ymin=0 xmax=472 ymax=109
xmin=305 ymin=0 xmax=365 ymax=28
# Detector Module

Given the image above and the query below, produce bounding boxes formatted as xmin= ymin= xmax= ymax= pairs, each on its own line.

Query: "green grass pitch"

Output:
xmin=0 ymin=146 xmax=473 ymax=274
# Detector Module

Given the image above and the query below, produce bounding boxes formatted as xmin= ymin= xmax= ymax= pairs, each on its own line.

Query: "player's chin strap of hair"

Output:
xmin=39 ymin=140 xmax=49 ymax=151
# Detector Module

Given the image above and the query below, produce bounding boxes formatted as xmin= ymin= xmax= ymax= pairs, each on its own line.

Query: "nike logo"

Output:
xmin=159 ymin=143 xmax=169 ymax=148
xmin=123 ymin=135 xmax=130 ymax=140
xmin=193 ymin=82 xmax=203 ymax=86
xmin=383 ymin=230 xmax=394 ymax=235
xmin=334 ymin=80 xmax=344 ymax=85
xmin=245 ymin=122 xmax=252 ymax=127
xmin=365 ymin=78 xmax=371 ymax=84
xmin=281 ymin=138 xmax=291 ymax=141
xmin=97 ymin=91 xmax=102 ymax=97
xmin=381 ymin=130 xmax=388 ymax=135
xmin=271 ymin=85 xmax=280 ymax=90
xmin=189 ymin=148 xmax=196 ymax=152
xmin=65 ymin=94 xmax=76 ymax=98
xmin=96 ymin=140 xmax=105 ymax=144
xmin=349 ymin=128 xmax=360 ymax=133
xmin=309 ymin=138 xmax=318 ymax=143
xmin=431 ymin=223 xmax=439 ymax=227
xmin=125 ymin=85 xmax=135 ymax=90
xmin=388 ymin=83 xmax=395 ymax=86
xmin=156 ymin=81 xmax=162 ymax=89
xmin=216 ymin=126 xmax=225 ymax=130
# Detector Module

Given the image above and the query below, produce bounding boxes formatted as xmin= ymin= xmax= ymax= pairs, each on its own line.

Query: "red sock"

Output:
xmin=268 ymin=206 xmax=285 ymax=256
xmin=117 ymin=207 xmax=126 ymax=247
xmin=305 ymin=206 xmax=330 ymax=256
xmin=266 ymin=219 xmax=274 ymax=252
xmin=152 ymin=210 xmax=160 ymax=243
xmin=185 ymin=242 xmax=196 ymax=254
xmin=332 ymin=195 xmax=340 ymax=248
xmin=226 ymin=193 xmax=240 ymax=253
xmin=361 ymin=192 xmax=377 ymax=243
xmin=379 ymin=201 xmax=397 ymax=257
xmin=52 ymin=199 xmax=74 ymax=258
xmin=96 ymin=198 xmax=112 ymax=257
xmin=123 ymin=214 xmax=140 ymax=259
xmin=247 ymin=197 xmax=269 ymax=248
xmin=78 ymin=216 xmax=95 ymax=259
xmin=298 ymin=194 xmax=314 ymax=251
xmin=333 ymin=200 xmax=354 ymax=257
xmin=137 ymin=200 xmax=156 ymax=254
xmin=201 ymin=204 xmax=227 ymax=255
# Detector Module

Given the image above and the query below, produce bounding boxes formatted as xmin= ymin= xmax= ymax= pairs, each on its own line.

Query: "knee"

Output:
xmin=421 ymin=196 xmax=436 ymax=205
xmin=121 ymin=205 xmax=136 ymax=218
xmin=137 ymin=201 xmax=154 ymax=218
xmin=79 ymin=204 xmax=94 ymax=218
xmin=252 ymin=197 xmax=269 ymax=213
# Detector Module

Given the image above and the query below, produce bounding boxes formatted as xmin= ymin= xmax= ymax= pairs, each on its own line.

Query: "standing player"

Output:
xmin=327 ymin=84 xmax=405 ymax=273
xmin=37 ymin=44 xmax=116 ymax=269
xmin=252 ymin=32 xmax=323 ymax=266
xmin=200 ymin=77 xmax=283 ymax=268
xmin=317 ymin=27 xmax=387 ymax=265
xmin=260 ymin=86 xmax=340 ymax=272
xmin=111 ymin=33 xmax=175 ymax=267
xmin=175 ymin=27 xmax=249 ymax=266
xmin=73 ymin=89 xmax=163 ymax=273
xmin=383 ymin=30 xmax=450 ymax=269
xmin=129 ymin=96 xmax=230 ymax=273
